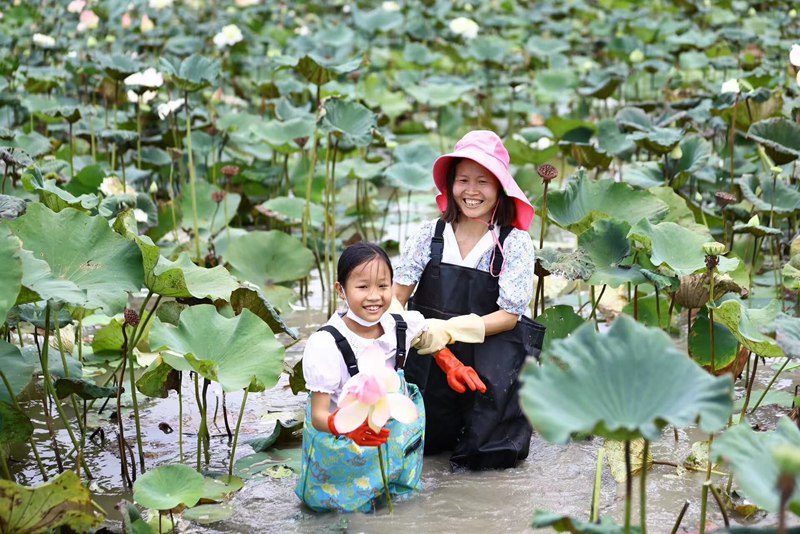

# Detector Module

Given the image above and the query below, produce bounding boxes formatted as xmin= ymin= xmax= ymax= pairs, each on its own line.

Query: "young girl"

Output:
xmin=394 ymin=130 xmax=543 ymax=470
xmin=295 ymin=242 xmax=484 ymax=512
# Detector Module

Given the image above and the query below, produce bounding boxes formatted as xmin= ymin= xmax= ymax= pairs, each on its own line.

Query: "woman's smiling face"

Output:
xmin=451 ymin=159 xmax=500 ymax=223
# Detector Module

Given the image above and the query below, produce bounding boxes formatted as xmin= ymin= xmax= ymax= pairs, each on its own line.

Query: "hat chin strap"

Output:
xmin=466 ymin=200 xmax=506 ymax=278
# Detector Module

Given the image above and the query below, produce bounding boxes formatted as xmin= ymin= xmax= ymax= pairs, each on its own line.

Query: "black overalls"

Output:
xmin=404 ymin=219 xmax=544 ymax=470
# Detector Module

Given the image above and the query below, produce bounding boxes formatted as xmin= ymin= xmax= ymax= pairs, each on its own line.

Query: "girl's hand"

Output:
xmin=328 ymin=414 xmax=390 ymax=446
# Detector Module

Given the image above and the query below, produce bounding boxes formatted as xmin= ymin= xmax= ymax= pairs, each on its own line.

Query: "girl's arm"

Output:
xmin=310 ymin=392 xmax=333 ymax=433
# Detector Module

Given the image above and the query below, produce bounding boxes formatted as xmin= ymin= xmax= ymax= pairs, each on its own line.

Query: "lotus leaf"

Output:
xmin=535 ymin=69 xmax=578 ymax=98
xmin=16 ymin=249 xmax=87 ymax=306
xmin=63 ymin=164 xmax=106 ymax=196
xmin=225 ymin=230 xmax=314 ymax=287
xmin=253 ymin=117 xmax=315 ymax=154
xmin=570 ymin=143 xmax=612 ymax=170
xmin=673 ymin=272 xmax=746 ymax=309
xmin=577 ymin=69 xmax=625 ymax=99
xmin=133 ymin=463 xmax=206 ymax=511
xmin=579 ymin=219 xmax=645 ymax=288
xmin=183 ymin=504 xmax=233 ymax=525
xmin=688 ymin=309 xmax=740 ymax=370
xmin=160 ymin=55 xmax=220 ymax=92
xmin=533 ymin=305 xmax=585 ymax=353
xmin=352 ymin=5 xmax=404 ymax=33
xmin=8 ymin=204 xmax=143 ymax=314
xmin=709 ymin=299 xmax=783 ymax=357
xmin=319 ymin=98 xmax=376 ymax=148
xmin=545 ymin=117 xmax=596 ymax=140
xmin=628 ymin=219 xmax=739 ymax=276
xmin=0 ymin=230 xmax=22 ymax=323
xmin=622 ymin=294 xmax=673 ymax=330
xmin=94 ymin=53 xmax=141 ymax=81
xmin=732 ymin=222 xmax=782 ymax=237
xmin=405 ymin=79 xmax=474 ymax=107
xmin=0 ymin=341 xmax=35 ymax=403
xmin=100 ymin=194 xmax=157 ymax=227
xmin=31 ymin=179 xmax=99 ymax=213
xmin=0 ymin=470 xmax=103 ymax=533
xmin=712 ymin=417 xmax=800 ymax=515
xmin=54 ymin=377 xmax=115 ymax=400
xmin=149 ymin=305 xmax=283 ymax=392
xmin=770 ymin=314 xmax=800 ymax=358
xmin=466 ymin=36 xmax=511 ymax=64
xmin=647 ymin=186 xmax=706 ymax=233
xmin=519 ymin=316 xmax=733 ymax=443
xmin=257 ymin=196 xmax=324 ymax=228
xmin=0 ymin=400 xmax=32 ymax=444
xmin=230 ymin=285 xmax=300 ymax=339
xmin=233 ymin=448 xmax=302 ymax=479
xmin=747 ymin=118 xmax=800 ymax=165
xmin=402 ymin=43 xmax=442 ymax=65
xmin=199 ymin=474 xmax=244 ymax=502
xmin=136 ymin=357 xmax=180 ymax=398
xmin=0 ymin=195 xmax=26 ymax=219
xmin=97 ymin=129 xmax=139 ymax=146
xmin=116 ymin=500 xmax=154 ymax=534
xmin=596 ymin=119 xmax=635 ymax=157
xmin=293 ymin=55 xmax=361 ymax=86
xmin=536 ymin=248 xmax=595 ymax=281
xmin=545 ymin=174 xmax=668 ymax=235
xmin=669 ymin=136 xmax=712 ymax=189
xmin=615 ymin=107 xmax=653 ymax=132
xmin=178 ymin=180 xmax=240 ymax=236
xmin=504 ymin=137 xmax=558 ymax=166
xmin=628 ymin=127 xmax=683 ymax=155
xmin=531 ymin=510 xmax=634 ymax=533
xmin=738 ymin=175 xmax=800 ymax=216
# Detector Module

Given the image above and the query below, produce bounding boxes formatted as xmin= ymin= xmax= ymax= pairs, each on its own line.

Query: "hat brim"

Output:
xmin=432 ymin=149 xmax=535 ymax=231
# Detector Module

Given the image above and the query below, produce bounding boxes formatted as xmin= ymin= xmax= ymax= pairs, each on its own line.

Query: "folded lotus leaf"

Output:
xmin=674 ymin=272 xmax=746 ymax=309
xmin=709 ymin=299 xmax=783 ymax=357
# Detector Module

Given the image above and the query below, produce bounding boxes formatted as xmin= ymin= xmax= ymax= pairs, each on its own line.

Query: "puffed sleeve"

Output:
xmin=398 ymin=310 xmax=428 ymax=352
xmin=302 ymin=331 xmax=342 ymax=395
xmin=497 ymin=229 xmax=536 ymax=316
xmin=394 ymin=219 xmax=437 ymax=286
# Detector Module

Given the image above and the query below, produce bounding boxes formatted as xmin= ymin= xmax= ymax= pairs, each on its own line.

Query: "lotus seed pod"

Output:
xmin=123 ymin=308 xmax=140 ymax=327
xmin=537 ymin=164 xmax=558 ymax=182
xmin=221 ymin=165 xmax=240 ymax=178
xmin=714 ymin=191 xmax=736 ymax=207
xmin=703 ymin=242 xmax=726 ymax=257
xmin=211 ymin=190 xmax=226 ymax=203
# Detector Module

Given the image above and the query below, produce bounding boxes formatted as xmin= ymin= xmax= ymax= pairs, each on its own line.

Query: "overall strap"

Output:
xmin=490 ymin=225 xmax=513 ymax=276
xmin=317 ymin=325 xmax=359 ymax=377
xmin=430 ymin=219 xmax=446 ymax=278
xmin=391 ymin=313 xmax=407 ymax=369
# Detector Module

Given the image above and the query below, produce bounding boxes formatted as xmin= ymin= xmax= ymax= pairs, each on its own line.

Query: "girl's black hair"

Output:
xmin=441 ymin=157 xmax=516 ymax=227
xmin=337 ymin=242 xmax=393 ymax=286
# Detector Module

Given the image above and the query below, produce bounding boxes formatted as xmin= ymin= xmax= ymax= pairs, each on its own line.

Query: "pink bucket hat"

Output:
xmin=432 ymin=130 xmax=535 ymax=231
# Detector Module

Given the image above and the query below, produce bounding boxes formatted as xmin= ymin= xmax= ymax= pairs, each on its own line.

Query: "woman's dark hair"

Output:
xmin=441 ymin=157 xmax=516 ymax=227
xmin=337 ymin=242 xmax=393 ymax=286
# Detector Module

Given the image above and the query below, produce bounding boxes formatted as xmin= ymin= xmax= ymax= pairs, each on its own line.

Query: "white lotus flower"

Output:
xmin=67 ymin=0 xmax=86 ymax=13
xmin=382 ymin=1 xmax=400 ymax=11
xmin=294 ymin=25 xmax=310 ymax=36
xmin=332 ymin=345 xmax=418 ymax=434
xmin=133 ymin=209 xmax=149 ymax=222
xmin=128 ymin=90 xmax=157 ymax=104
xmin=720 ymin=78 xmax=740 ymax=94
xmin=124 ymin=68 xmax=163 ymax=89
xmin=790 ymin=44 xmax=800 ymax=67
xmin=536 ymin=137 xmax=553 ymax=150
xmin=342 ymin=4 xmax=351 ymax=13
xmin=77 ymin=10 xmax=99 ymax=32
xmin=157 ymin=99 xmax=184 ymax=120
xmin=100 ymin=176 xmax=135 ymax=196
xmin=148 ymin=0 xmax=173 ymax=9
xmin=449 ymin=17 xmax=479 ymax=39
xmin=140 ymin=14 xmax=154 ymax=33
xmin=33 ymin=33 xmax=56 ymax=48
xmin=213 ymin=24 xmax=243 ymax=48
xmin=796 ymin=70 xmax=800 ymax=87
xmin=235 ymin=0 xmax=259 ymax=5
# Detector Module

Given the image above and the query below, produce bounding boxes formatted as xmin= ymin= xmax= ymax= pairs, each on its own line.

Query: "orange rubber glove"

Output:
xmin=434 ymin=348 xmax=487 ymax=394
xmin=328 ymin=413 xmax=390 ymax=447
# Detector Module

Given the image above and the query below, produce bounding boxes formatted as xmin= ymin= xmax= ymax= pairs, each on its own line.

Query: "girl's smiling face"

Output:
xmin=451 ymin=159 xmax=500 ymax=223
xmin=337 ymin=257 xmax=392 ymax=324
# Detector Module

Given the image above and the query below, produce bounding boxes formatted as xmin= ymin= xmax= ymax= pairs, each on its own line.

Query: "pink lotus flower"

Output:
xmin=121 ymin=12 xmax=132 ymax=28
xmin=333 ymin=345 xmax=418 ymax=433
xmin=77 ymin=9 xmax=99 ymax=32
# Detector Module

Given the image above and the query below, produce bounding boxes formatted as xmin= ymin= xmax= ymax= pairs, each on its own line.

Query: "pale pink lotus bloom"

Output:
xmin=121 ymin=12 xmax=132 ymax=28
xmin=67 ymin=0 xmax=86 ymax=13
xmin=77 ymin=9 xmax=99 ymax=32
xmin=333 ymin=345 xmax=418 ymax=434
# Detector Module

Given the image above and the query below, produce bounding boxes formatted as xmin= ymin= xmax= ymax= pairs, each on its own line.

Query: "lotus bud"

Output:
xmin=149 ymin=181 xmax=158 ymax=194
xmin=537 ymin=163 xmax=558 ymax=183
xmin=123 ymin=308 xmax=140 ymax=327
xmin=669 ymin=145 xmax=682 ymax=160
xmin=294 ymin=137 xmax=309 ymax=149
xmin=105 ymin=35 xmax=116 ymax=44
xmin=703 ymin=242 xmax=726 ymax=257
xmin=221 ymin=165 xmax=240 ymax=178
xmin=628 ymin=49 xmax=644 ymax=64
xmin=86 ymin=36 xmax=98 ymax=48
xmin=747 ymin=7 xmax=756 ymax=16
xmin=211 ymin=190 xmax=226 ymax=203
xmin=747 ymin=214 xmax=760 ymax=226
xmin=790 ymin=9 xmax=797 ymax=18
xmin=714 ymin=191 xmax=736 ymax=207
xmin=720 ymin=78 xmax=740 ymax=94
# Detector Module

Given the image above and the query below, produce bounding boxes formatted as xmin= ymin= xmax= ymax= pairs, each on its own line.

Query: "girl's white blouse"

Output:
xmin=302 ymin=310 xmax=427 ymax=409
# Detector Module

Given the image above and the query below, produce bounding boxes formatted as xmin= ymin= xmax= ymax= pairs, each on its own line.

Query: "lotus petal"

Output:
xmin=386 ymin=393 xmax=419 ymax=424
xmin=333 ymin=401 xmax=369 ymax=434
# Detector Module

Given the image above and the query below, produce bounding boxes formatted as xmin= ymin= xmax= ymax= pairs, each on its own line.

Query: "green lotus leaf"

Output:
xmin=403 ymin=43 xmax=442 ymax=65
xmin=535 ymin=69 xmax=579 ymax=97
xmin=91 ymin=316 xmax=150 ymax=356
xmin=160 ymin=55 xmax=220 ymax=92
xmin=252 ymin=117 xmax=315 ymax=154
xmin=44 ymin=106 xmax=81 ymax=124
xmin=352 ymin=5 xmax=404 ymax=33
xmin=183 ymin=504 xmax=233 ymax=525
xmin=579 ymin=220 xmax=645 ymax=288
xmin=94 ymin=53 xmax=142 ymax=81
xmin=747 ymin=118 xmax=800 ymax=165
xmin=293 ymin=55 xmax=361 ymax=86
xmin=628 ymin=127 xmax=683 ymax=155
xmin=146 ymin=200 xmax=183 ymax=242
xmin=8 ymin=204 xmax=143 ymax=314
xmin=688 ymin=308 xmax=740 ymax=369
xmin=628 ymin=219 xmax=739 ymax=276
xmin=770 ymin=314 xmax=800 ymax=358
xmin=577 ymin=69 xmax=625 ymax=99
xmin=361 ymin=74 xmax=411 ymax=119
xmin=149 ymin=305 xmax=284 ymax=392
xmin=63 ymin=164 xmax=106 ymax=196
xmin=0 ymin=471 xmax=103 ymax=532
xmin=671 ymin=136 xmax=712 ymax=189
xmin=504 ymin=137 xmax=558 ymax=166
xmin=136 ymin=356 xmax=180 ymax=398
xmin=732 ymin=222 xmax=782 ymax=237
xmin=140 ymin=147 xmax=172 ymax=167
xmin=0 ymin=127 xmax=16 ymax=141
xmin=97 ymin=129 xmax=139 ymax=147
xmin=319 ymin=98 xmax=377 ymax=148
xmin=531 ymin=510 xmax=631 ymax=533
xmin=7 ymin=305 xmax=74 ymax=331
xmin=639 ymin=268 xmax=679 ymax=291
xmin=738 ymin=175 xmax=800 ymax=216
xmin=615 ymin=107 xmax=653 ymax=132
xmin=116 ymin=500 xmax=153 ymax=534
xmin=199 ymin=474 xmax=244 ymax=502
xmin=545 ymin=117 xmax=596 ymax=140
xmin=133 ymin=463 xmax=206 ymax=511
xmin=647 ymin=186 xmax=706 ymax=233
xmin=178 ymin=180 xmax=241 ymax=236
xmin=100 ymin=194 xmax=158 ymax=228
xmin=603 ymin=438 xmax=652 ymax=483
xmin=32 ymin=179 xmax=100 ymax=213
xmin=546 ymin=173 xmax=668 ymax=235
xmin=6 ymin=133 xmax=51 ymax=158
xmin=384 ymin=161 xmax=432 ymax=192
xmin=622 ymin=294 xmax=674 ymax=330
xmin=0 ymin=195 xmax=26 ymax=220
xmin=230 ymin=284 xmax=300 ymax=339
xmin=404 ymin=80 xmax=474 ymax=107
xmin=233 ymin=448 xmax=302 ymax=479
xmin=709 ymin=299 xmax=783 ymax=357
xmin=520 ymin=316 xmax=733 ymax=443
xmin=226 ymin=230 xmax=314 ymax=286
xmin=22 ymin=67 xmax=69 ymax=93
xmin=524 ymin=36 xmax=570 ymax=58
xmin=536 ymin=248 xmax=595 ymax=281
xmin=712 ymin=417 xmax=800 ymax=515
xmin=783 ymin=258 xmax=800 ymax=290
xmin=0 ymin=400 xmax=33 ymax=444
xmin=570 ymin=143 xmax=613 ymax=170
xmin=533 ymin=305 xmax=585 ymax=354
xmin=16 ymin=249 xmax=87 ymax=306
xmin=335 ymin=158 xmax=386 ymax=180
xmin=257 ymin=197 xmax=324 ymax=228
xmin=597 ymin=119 xmax=635 ymax=157
xmin=0 ymin=230 xmax=22 ymax=323
xmin=0 ymin=340 xmax=35 ymax=404
xmin=54 ymin=377 xmax=115 ymax=400
xmin=465 ymin=36 xmax=511 ymax=64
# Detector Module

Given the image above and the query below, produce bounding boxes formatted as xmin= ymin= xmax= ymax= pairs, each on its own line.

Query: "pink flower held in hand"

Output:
xmin=333 ymin=345 xmax=418 ymax=435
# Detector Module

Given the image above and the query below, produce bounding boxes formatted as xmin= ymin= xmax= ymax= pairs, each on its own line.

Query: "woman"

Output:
xmin=393 ymin=130 xmax=543 ymax=470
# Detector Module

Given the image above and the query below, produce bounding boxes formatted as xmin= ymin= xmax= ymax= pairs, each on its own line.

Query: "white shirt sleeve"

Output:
xmin=302 ymin=331 xmax=345 ymax=395
xmin=397 ymin=310 xmax=428 ymax=352
xmin=497 ymin=229 xmax=536 ymax=316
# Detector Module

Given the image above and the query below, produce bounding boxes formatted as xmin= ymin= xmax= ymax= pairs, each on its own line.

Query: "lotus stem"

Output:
xmin=670 ymin=501 xmax=690 ymax=534
xmin=708 ymin=483 xmax=729 ymax=528
xmin=728 ymin=96 xmax=738 ymax=193
xmin=221 ymin=391 xmax=232 ymax=441
xmin=178 ymin=372 xmax=184 ymax=464
xmin=590 ymin=447 xmax=604 ymax=522
xmin=0 ymin=448 xmax=11 ymax=480
xmin=42 ymin=304 xmax=92 ymax=479
xmin=750 ymin=356 xmax=791 ymax=415
xmin=201 ymin=378 xmax=211 ymax=465
xmin=184 ymin=91 xmax=201 ymax=261
xmin=738 ymin=352 xmax=758 ymax=421
xmin=302 ymin=134 xmax=320 ymax=247
xmin=624 ymin=439 xmax=632 ymax=533
xmin=118 ymin=327 xmax=132 ymax=487
xmin=748 ymin=236 xmax=760 ymax=307
xmin=68 ymin=121 xmax=74 ymax=180
xmin=640 ymin=439 xmax=649 ymax=533
xmin=589 ymin=284 xmax=607 ymax=330
xmin=136 ymin=99 xmax=141 ymax=168
xmin=698 ymin=434 xmax=715 ymax=534
xmin=0 ymin=367 xmax=47 ymax=480
xmin=55 ymin=321 xmax=85 ymax=436
xmin=633 ymin=285 xmax=639 ymax=321
xmin=655 ymin=287 xmax=662 ymax=329
xmin=709 ymin=266 xmax=717 ymax=373
xmin=228 ymin=387 xmax=248 ymax=478
xmin=378 ymin=444 xmax=393 ymax=513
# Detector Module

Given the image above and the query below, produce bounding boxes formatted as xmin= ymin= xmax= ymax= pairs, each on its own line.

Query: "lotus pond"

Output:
xmin=2 ymin=0 xmax=800 ymax=532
